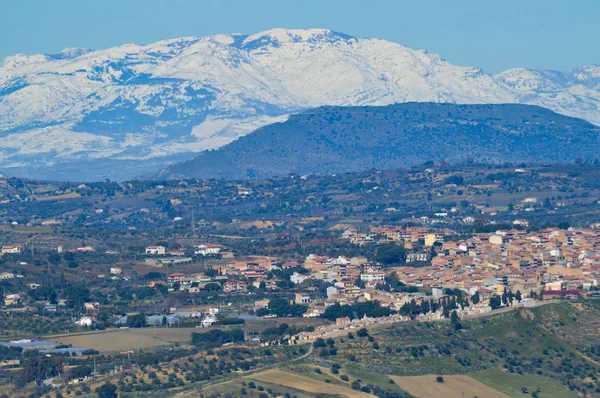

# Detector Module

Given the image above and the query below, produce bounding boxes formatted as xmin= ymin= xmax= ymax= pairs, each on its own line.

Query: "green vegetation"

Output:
xmin=315 ymin=303 xmax=600 ymax=397
xmin=163 ymin=103 xmax=600 ymax=179
xmin=191 ymin=328 xmax=245 ymax=349
xmin=472 ymin=368 xmax=576 ymax=398
xmin=322 ymin=301 xmax=391 ymax=321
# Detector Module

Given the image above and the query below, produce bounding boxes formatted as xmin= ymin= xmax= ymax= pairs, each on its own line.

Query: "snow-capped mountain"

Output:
xmin=1 ymin=28 xmax=599 ymax=180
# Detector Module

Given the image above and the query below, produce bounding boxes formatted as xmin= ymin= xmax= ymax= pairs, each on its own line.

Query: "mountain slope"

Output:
xmin=158 ymin=103 xmax=600 ymax=179
xmin=1 ymin=28 xmax=600 ymax=180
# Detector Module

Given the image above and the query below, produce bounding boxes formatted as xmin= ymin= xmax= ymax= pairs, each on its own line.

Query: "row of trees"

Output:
xmin=191 ymin=329 xmax=245 ymax=349
xmin=322 ymin=301 xmax=391 ymax=321
xmin=490 ymin=289 xmax=522 ymax=309
xmin=255 ymin=298 xmax=308 ymax=317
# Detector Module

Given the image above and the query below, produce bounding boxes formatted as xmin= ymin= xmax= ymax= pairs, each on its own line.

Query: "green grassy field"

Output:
xmin=472 ymin=368 xmax=578 ymax=398
xmin=203 ymin=379 xmax=320 ymax=398
xmin=320 ymin=302 xmax=600 ymax=397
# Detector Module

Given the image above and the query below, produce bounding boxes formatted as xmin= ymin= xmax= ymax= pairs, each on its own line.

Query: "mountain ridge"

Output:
xmin=157 ymin=102 xmax=600 ymax=180
xmin=2 ymin=28 xmax=600 ymax=180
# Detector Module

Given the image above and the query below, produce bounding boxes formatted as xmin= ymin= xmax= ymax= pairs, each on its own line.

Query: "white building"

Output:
xmin=360 ymin=269 xmax=385 ymax=282
xmin=195 ymin=244 xmax=223 ymax=256
xmin=0 ymin=272 xmax=15 ymax=280
xmin=290 ymin=272 xmax=310 ymax=285
xmin=1 ymin=245 xmax=22 ymax=254
xmin=406 ymin=253 xmax=428 ymax=263
xmin=110 ymin=267 xmax=122 ymax=275
xmin=145 ymin=246 xmax=166 ymax=255
xmin=76 ymin=316 xmax=94 ymax=327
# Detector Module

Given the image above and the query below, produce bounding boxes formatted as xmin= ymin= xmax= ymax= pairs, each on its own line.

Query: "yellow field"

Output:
xmin=55 ymin=331 xmax=166 ymax=352
xmin=203 ymin=380 xmax=314 ymax=398
xmin=36 ymin=192 xmax=81 ymax=201
xmin=50 ymin=327 xmax=199 ymax=352
xmin=248 ymin=369 xmax=374 ymax=397
xmin=126 ymin=327 xmax=199 ymax=342
xmin=390 ymin=375 xmax=510 ymax=398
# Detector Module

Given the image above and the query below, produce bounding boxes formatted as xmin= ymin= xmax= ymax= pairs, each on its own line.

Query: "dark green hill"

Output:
xmin=157 ymin=103 xmax=600 ymax=179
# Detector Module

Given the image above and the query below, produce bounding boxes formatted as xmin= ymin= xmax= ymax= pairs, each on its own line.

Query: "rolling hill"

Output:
xmin=158 ymin=103 xmax=600 ymax=179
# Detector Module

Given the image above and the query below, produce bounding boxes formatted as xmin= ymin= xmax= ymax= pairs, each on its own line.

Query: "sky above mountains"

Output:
xmin=1 ymin=0 xmax=599 ymax=74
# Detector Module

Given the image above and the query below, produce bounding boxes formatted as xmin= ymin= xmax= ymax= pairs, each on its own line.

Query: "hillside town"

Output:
xmin=2 ymin=227 xmax=599 ymax=327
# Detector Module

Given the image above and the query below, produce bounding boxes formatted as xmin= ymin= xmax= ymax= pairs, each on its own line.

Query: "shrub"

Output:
xmin=313 ymin=338 xmax=326 ymax=348
xmin=357 ymin=328 xmax=369 ymax=337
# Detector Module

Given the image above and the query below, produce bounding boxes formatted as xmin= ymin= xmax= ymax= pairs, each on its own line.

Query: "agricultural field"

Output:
xmin=318 ymin=303 xmax=600 ymax=397
xmin=471 ymin=368 xmax=578 ymax=398
xmin=50 ymin=327 xmax=200 ymax=352
xmin=198 ymin=360 xmax=410 ymax=398
xmin=202 ymin=379 xmax=318 ymax=398
xmin=125 ymin=327 xmax=200 ymax=343
xmin=390 ymin=375 xmax=509 ymax=398
xmin=248 ymin=369 xmax=375 ymax=398
xmin=45 ymin=318 xmax=327 ymax=354
xmin=53 ymin=330 xmax=167 ymax=352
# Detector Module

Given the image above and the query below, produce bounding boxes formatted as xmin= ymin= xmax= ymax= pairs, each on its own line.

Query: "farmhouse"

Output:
xmin=3 ymin=294 xmax=20 ymax=306
xmin=84 ymin=302 xmax=100 ymax=312
xmin=295 ymin=293 xmax=311 ymax=304
xmin=1 ymin=245 xmax=23 ymax=254
xmin=145 ymin=245 xmax=166 ymax=255
xmin=167 ymin=273 xmax=186 ymax=283
xmin=149 ymin=280 xmax=166 ymax=288
xmin=195 ymin=244 xmax=223 ymax=256
xmin=0 ymin=272 xmax=15 ymax=280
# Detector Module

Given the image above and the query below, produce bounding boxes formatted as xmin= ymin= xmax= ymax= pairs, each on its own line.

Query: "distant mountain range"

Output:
xmin=158 ymin=103 xmax=600 ymax=179
xmin=1 ymin=28 xmax=600 ymax=181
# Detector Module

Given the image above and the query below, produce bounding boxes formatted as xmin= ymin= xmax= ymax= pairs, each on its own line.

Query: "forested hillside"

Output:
xmin=159 ymin=103 xmax=600 ymax=180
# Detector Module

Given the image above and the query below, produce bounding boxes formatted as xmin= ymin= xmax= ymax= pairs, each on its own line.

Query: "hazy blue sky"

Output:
xmin=1 ymin=0 xmax=598 ymax=73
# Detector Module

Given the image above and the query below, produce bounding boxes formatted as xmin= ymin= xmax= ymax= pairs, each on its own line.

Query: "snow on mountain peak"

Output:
xmin=241 ymin=28 xmax=354 ymax=49
xmin=54 ymin=47 xmax=93 ymax=59
xmin=0 ymin=28 xmax=599 ymax=181
xmin=1 ymin=53 xmax=49 ymax=70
